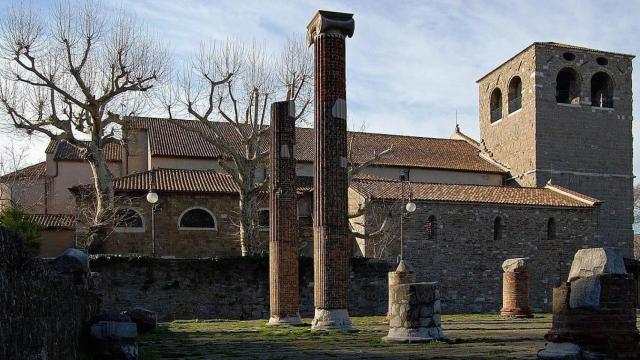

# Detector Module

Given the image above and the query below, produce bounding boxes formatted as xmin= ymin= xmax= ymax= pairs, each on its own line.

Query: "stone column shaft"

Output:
xmin=268 ymin=100 xmax=301 ymax=326
xmin=307 ymin=10 xmax=355 ymax=331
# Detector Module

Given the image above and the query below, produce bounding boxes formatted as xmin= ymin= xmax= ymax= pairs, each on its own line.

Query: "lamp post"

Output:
xmin=146 ymin=191 xmax=159 ymax=257
xmin=399 ymin=181 xmax=416 ymax=263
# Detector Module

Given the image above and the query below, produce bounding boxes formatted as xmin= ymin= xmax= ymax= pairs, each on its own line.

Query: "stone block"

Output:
xmin=501 ymin=257 xmax=529 ymax=273
xmin=121 ymin=308 xmax=158 ymax=333
xmin=568 ymin=275 xmax=601 ymax=309
xmin=53 ymin=248 xmax=89 ymax=274
xmin=537 ymin=342 xmax=581 ymax=359
xmin=567 ymin=248 xmax=626 ymax=281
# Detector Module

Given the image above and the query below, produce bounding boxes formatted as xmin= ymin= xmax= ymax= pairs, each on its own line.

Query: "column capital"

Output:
xmin=306 ymin=10 xmax=355 ymax=46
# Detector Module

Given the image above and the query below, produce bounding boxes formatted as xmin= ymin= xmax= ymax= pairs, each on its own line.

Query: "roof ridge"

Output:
xmin=126 ymin=115 xmax=467 ymax=142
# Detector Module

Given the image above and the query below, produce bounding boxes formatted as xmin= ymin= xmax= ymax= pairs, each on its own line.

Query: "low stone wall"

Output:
xmin=0 ymin=227 xmax=100 ymax=360
xmin=90 ymin=256 xmax=392 ymax=321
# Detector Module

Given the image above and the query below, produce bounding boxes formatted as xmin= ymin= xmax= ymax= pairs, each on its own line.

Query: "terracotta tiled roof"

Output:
xmin=126 ymin=116 xmax=506 ymax=174
xmin=113 ymin=168 xmax=239 ymax=194
xmin=0 ymin=161 xmax=46 ymax=181
xmin=350 ymin=178 xmax=599 ymax=208
xmin=46 ymin=140 xmax=122 ymax=162
xmin=28 ymin=214 xmax=75 ymax=230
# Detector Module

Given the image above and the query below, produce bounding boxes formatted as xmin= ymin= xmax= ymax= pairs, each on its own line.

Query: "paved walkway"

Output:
xmin=138 ymin=314 xmax=553 ymax=359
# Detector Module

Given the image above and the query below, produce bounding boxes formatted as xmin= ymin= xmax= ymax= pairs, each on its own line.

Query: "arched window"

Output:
xmin=547 ymin=218 xmax=556 ymax=240
xmin=591 ymin=72 xmax=613 ymax=108
xmin=490 ymin=88 xmax=502 ymax=123
xmin=556 ymin=68 xmax=580 ymax=104
xmin=493 ymin=216 xmax=503 ymax=241
xmin=258 ymin=208 xmax=269 ymax=228
xmin=508 ymin=76 xmax=522 ymax=113
xmin=178 ymin=207 xmax=217 ymax=230
xmin=114 ymin=208 xmax=144 ymax=232
xmin=426 ymin=215 xmax=437 ymax=240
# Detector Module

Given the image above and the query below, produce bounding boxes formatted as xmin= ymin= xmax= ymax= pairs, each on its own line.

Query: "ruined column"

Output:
xmin=539 ymin=248 xmax=640 ymax=359
xmin=500 ymin=257 xmax=532 ymax=318
xmin=383 ymin=282 xmax=447 ymax=343
xmin=267 ymin=100 xmax=302 ymax=326
xmin=306 ymin=10 xmax=355 ymax=331
xmin=387 ymin=260 xmax=416 ymax=321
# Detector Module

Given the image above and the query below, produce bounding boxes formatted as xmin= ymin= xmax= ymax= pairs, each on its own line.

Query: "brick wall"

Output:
xmin=90 ymin=256 xmax=392 ymax=321
xmin=363 ymin=200 xmax=599 ymax=313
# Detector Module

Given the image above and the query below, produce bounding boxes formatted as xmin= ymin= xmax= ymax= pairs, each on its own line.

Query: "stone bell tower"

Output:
xmin=307 ymin=10 xmax=355 ymax=331
xmin=478 ymin=43 xmax=634 ymax=255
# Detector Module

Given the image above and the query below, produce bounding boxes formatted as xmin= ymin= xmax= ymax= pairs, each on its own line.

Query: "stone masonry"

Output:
xmin=540 ymin=248 xmax=639 ymax=359
xmin=500 ymin=258 xmax=532 ymax=318
xmin=268 ymin=100 xmax=302 ymax=326
xmin=364 ymin=200 xmax=599 ymax=313
xmin=384 ymin=282 xmax=447 ymax=343
xmin=478 ymin=43 xmax=634 ymax=256
xmin=307 ymin=10 xmax=355 ymax=331
xmin=387 ymin=260 xmax=416 ymax=320
xmin=91 ymin=256 xmax=392 ymax=321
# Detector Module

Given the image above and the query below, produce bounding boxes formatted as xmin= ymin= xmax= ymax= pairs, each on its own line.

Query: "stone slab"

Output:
xmin=502 ymin=257 xmax=529 ymax=273
xmin=567 ymin=248 xmax=626 ymax=281
xmin=537 ymin=342 xmax=581 ymax=359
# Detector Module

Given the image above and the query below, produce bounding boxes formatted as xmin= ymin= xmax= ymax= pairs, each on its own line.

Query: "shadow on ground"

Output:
xmin=138 ymin=315 xmax=552 ymax=360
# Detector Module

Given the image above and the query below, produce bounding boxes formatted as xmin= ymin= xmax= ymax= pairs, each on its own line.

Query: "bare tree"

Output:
xmin=160 ymin=36 xmax=312 ymax=256
xmin=0 ymin=1 xmax=168 ymax=252
xmin=0 ymin=141 xmax=42 ymax=211
xmin=346 ymin=120 xmax=394 ymax=254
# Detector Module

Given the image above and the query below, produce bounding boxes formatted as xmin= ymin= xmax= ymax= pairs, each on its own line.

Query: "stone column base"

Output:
xmin=500 ymin=307 xmax=533 ymax=318
xmin=266 ymin=314 xmax=303 ymax=327
xmin=311 ymin=308 xmax=353 ymax=331
xmin=383 ymin=327 xmax=447 ymax=343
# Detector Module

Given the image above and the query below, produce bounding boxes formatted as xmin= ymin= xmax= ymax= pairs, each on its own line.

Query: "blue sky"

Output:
xmin=2 ymin=0 xmax=640 ymax=180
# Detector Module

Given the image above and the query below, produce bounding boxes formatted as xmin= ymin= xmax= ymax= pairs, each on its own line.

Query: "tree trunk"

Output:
xmin=85 ymin=149 xmax=115 ymax=254
xmin=238 ymin=189 xmax=258 ymax=256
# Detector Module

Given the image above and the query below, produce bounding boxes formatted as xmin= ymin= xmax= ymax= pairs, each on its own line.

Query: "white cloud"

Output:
xmin=2 ymin=0 xmax=640 ymax=179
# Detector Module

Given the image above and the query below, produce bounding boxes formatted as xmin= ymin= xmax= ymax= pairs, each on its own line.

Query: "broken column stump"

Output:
xmin=538 ymin=248 xmax=640 ymax=359
xmin=500 ymin=257 xmax=532 ymax=318
xmin=386 ymin=260 xmax=416 ymax=321
xmin=383 ymin=282 xmax=447 ymax=343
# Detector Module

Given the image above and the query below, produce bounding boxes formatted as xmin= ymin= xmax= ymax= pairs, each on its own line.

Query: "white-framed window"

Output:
xmin=178 ymin=207 xmax=217 ymax=231
xmin=114 ymin=208 xmax=145 ymax=233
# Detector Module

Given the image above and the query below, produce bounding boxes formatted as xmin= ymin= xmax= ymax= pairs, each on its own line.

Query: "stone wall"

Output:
xmin=104 ymin=192 xmax=315 ymax=258
xmin=478 ymin=43 xmax=634 ymax=257
xmin=90 ymin=256 xmax=392 ymax=321
xmin=0 ymin=227 xmax=99 ymax=360
xmin=364 ymin=200 xmax=599 ymax=313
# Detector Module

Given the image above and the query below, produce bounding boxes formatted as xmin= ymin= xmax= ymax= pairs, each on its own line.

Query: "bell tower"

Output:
xmin=478 ymin=42 xmax=634 ymax=255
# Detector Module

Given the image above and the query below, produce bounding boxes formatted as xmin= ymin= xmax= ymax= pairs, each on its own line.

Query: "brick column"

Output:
xmin=306 ymin=10 xmax=355 ymax=331
xmin=500 ymin=258 xmax=532 ymax=318
xmin=267 ymin=101 xmax=302 ymax=326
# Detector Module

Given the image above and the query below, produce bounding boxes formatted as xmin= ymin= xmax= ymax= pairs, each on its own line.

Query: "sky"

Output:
xmin=1 ymin=0 xmax=640 ymax=180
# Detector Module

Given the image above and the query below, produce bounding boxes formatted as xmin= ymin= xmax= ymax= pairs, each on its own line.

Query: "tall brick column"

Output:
xmin=267 ymin=101 xmax=302 ymax=326
xmin=307 ymin=10 xmax=355 ymax=331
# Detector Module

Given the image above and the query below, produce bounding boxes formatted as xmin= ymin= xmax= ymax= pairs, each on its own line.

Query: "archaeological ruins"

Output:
xmin=1 ymin=4 xmax=639 ymax=359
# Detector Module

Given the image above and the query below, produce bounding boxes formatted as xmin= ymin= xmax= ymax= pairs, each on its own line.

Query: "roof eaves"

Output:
xmin=545 ymin=183 xmax=601 ymax=207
